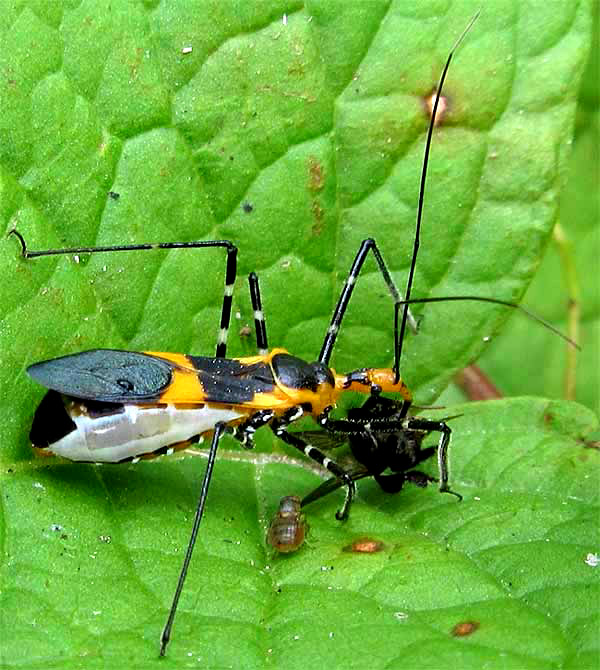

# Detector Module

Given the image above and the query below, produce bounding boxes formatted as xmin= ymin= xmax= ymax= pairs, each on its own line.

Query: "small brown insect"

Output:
xmin=267 ymin=495 xmax=307 ymax=553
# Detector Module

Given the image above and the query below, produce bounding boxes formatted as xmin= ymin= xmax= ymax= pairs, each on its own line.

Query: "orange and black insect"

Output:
xmin=267 ymin=495 xmax=307 ymax=553
xmin=11 ymin=232 xmax=423 ymax=656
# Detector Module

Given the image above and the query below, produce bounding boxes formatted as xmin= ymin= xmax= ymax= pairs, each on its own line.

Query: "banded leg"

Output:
xmin=319 ymin=18 xmax=479 ymax=379
xmin=271 ymin=407 xmax=356 ymax=521
xmin=248 ymin=272 xmax=268 ymax=355
xmin=8 ymin=230 xmax=238 ymax=358
xmin=318 ymin=238 xmax=418 ymax=379
xmin=231 ymin=409 xmax=275 ymax=447
xmin=160 ymin=421 xmax=227 ymax=656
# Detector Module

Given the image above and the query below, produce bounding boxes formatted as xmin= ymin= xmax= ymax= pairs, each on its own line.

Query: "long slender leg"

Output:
xmin=271 ymin=407 xmax=357 ymax=521
xmin=318 ymin=238 xmax=418 ymax=375
xmin=159 ymin=421 xmax=227 ymax=656
xmin=319 ymin=18 xmax=479 ymax=379
xmin=8 ymin=230 xmax=237 ymax=358
xmin=248 ymin=272 xmax=268 ymax=355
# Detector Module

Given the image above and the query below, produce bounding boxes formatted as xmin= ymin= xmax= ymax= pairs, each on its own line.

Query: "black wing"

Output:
xmin=27 ymin=349 xmax=175 ymax=402
xmin=27 ymin=349 xmax=278 ymax=405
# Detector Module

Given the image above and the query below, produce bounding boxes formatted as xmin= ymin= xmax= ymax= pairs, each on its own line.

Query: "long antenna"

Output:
xmin=394 ymin=11 xmax=480 ymax=382
xmin=397 ymin=296 xmax=580 ymax=350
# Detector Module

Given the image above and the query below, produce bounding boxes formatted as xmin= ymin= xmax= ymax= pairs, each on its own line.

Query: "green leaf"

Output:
xmin=475 ymin=0 xmax=600 ymax=415
xmin=2 ymin=398 xmax=599 ymax=668
xmin=0 ymin=2 xmax=596 ymax=668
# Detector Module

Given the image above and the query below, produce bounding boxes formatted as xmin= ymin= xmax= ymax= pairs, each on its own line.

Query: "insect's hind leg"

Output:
xmin=271 ymin=407 xmax=357 ymax=521
xmin=8 ymin=229 xmax=238 ymax=359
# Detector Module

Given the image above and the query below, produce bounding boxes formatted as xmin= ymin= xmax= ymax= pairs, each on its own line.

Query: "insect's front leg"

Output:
xmin=271 ymin=406 xmax=357 ymax=521
xmin=403 ymin=417 xmax=463 ymax=501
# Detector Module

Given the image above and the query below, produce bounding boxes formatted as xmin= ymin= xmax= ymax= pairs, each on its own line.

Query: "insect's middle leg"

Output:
xmin=271 ymin=407 xmax=356 ymax=521
xmin=247 ymin=272 xmax=268 ymax=355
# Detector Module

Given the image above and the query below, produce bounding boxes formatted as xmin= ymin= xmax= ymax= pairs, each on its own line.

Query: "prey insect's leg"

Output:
xmin=318 ymin=239 xmax=418 ymax=374
xmin=8 ymin=230 xmax=238 ymax=358
xmin=271 ymin=407 xmax=356 ymax=521
xmin=402 ymin=417 xmax=462 ymax=501
xmin=248 ymin=272 xmax=268 ymax=355
xmin=160 ymin=421 xmax=227 ymax=657
xmin=374 ymin=466 xmax=437 ymax=493
xmin=301 ymin=468 xmax=369 ymax=509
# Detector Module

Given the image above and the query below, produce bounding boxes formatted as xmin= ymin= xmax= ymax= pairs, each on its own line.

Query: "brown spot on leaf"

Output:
xmin=307 ymin=157 xmax=325 ymax=192
xmin=311 ymin=200 xmax=324 ymax=235
xmin=423 ymin=89 xmax=448 ymax=126
xmin=343 ymin=537 xmax=386 ymax=554
xmin=451 ymin=621 xmax=480 ymax=637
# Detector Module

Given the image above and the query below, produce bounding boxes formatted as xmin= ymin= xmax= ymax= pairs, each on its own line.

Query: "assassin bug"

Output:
xmin=10 ymin=233 xmax=425 ymax=657
xmin=266 ymin=495 xmax=308 ymax=553
xmin=9 ymin=11 xmax=575 ymax=657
